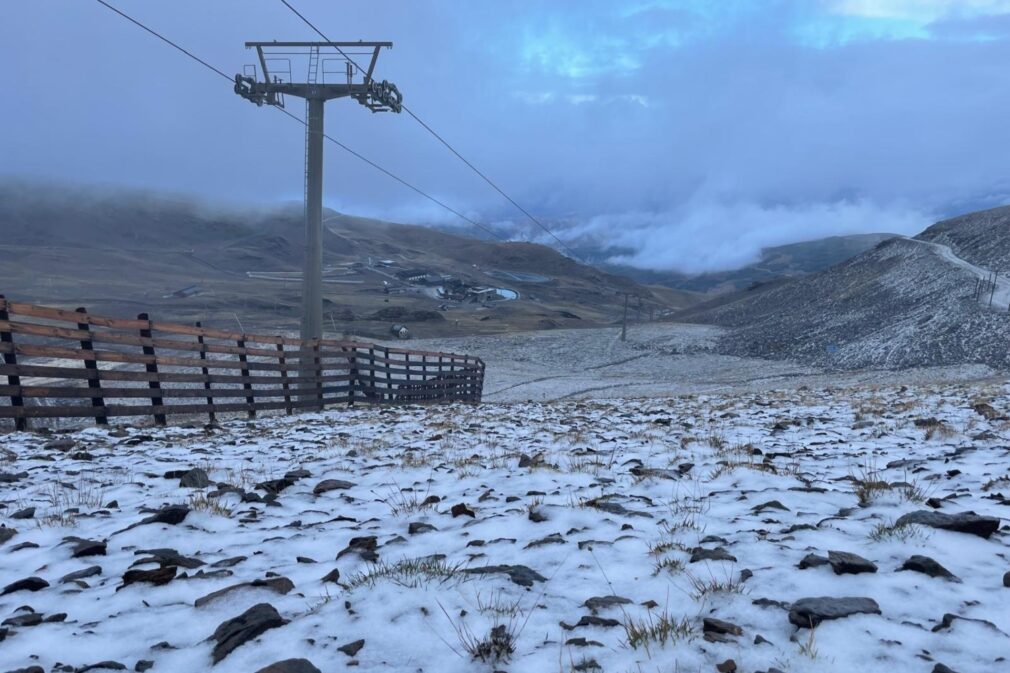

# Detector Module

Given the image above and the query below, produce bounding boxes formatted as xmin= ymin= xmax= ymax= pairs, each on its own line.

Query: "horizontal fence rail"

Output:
xmin=0 ymin=296 xmax=484 ymax=430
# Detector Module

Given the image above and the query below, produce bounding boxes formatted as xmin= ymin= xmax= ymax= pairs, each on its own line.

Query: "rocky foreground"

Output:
xmin=1 ymin=383 xmax=1009 ymax=673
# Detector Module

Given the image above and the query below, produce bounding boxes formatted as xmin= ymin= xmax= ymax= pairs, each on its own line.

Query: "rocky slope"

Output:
xmin=676 ymin=207 xmax=1010 ymax=370
xmin=1 ymin=383 xmax=1008 ymax=672
xmin=916 ymin=206 xmax=1010 ymax=270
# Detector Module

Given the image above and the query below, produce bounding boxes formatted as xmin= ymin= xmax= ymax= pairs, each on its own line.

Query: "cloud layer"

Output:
xmin=3 ymin=1 xmax=1010 ymax=273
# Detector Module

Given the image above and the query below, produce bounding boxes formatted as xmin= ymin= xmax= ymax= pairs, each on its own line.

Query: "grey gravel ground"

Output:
xmin=404 ymin=324 xmax=1000 ymax=402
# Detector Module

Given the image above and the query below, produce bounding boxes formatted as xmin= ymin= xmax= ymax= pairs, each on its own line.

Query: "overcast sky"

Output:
xmin=4 ymin=0 xmax=1010 ymax=273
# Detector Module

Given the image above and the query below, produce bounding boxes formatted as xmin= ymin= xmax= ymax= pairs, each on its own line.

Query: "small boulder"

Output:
xmin=119 ymin=566 xmax=176 ymax=590
xmin=408 ymin=522 xmax=437 ymax=535
xmin=10 ymin=507 xmax=35 ymax=520
xmin=313 ymin=479 xmax=355 ymax=495
xmin=827 ymin=551 xmax=877 ymax=575
xmin=1 ymin=576 xmax=49 ymax=595
xmin=0 ymin=527 xmax=17 ymax=545
xmin=337 ymin=639 xmax=365 ymax=657
xmin=895 ymin=510 xmax=999 ymax=539
xmin=210 ymin=603 xmax=288 ymax=663
xmin=899 ymin=555 xmax=959 ymax=582
xmin=690 ymin=547 xmax=737 ymax=563
xmin=788 ymin=596 xmax=881 ymax=628
xmin=255 ymin=660 xmax=322 ymax=673
xmin=179 ymin=468 xmax=210 ymax=489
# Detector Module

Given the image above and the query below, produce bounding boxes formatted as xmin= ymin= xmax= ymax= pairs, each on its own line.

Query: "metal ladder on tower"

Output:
xmin=303 ymin=46 xmax=320 ymax=214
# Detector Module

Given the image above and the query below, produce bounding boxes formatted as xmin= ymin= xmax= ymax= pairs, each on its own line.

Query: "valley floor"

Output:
xmin=407 ymin=324 xmax=1002 ymax=402
xmin=2 ymin=380 xmax=1009 ymax=672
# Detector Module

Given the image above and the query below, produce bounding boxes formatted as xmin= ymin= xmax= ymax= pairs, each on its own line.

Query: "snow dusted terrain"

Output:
xmin=675 ymin=206 xmax=1010 ymax=372
xmin=2 ymin=381 xmax=1009 ymax=673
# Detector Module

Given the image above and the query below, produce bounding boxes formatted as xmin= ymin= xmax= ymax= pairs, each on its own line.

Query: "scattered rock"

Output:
xmin=895 ymin=510 xmax=999 ymax=539
xmin=10 ymin=507 xmax=35 ymax=520
xmin=788 ymin=596 xmax=881 ymax=628
xmin=60 ymin=565 xmax=103 ymax=584
xmin=255 ymin=660 xmax=322 ymax=673
xmin=70 ymin=538 xmax=107 ymax=558
xmin=337 ymin=639 xmax=365 ymax=656
xmin=408 ymin=522 xmax=437 ymax=535
xmin=899 ymin=555 xmax=959 ymax=582
xmin=690 ymin=547 xmax=737 ymax=563
xmin=119 ymin=566 xmax=176 ymax=590
xmin=0 ymin=527 xmax=16 ymax=545
xmin=716 ymin=660 xmax=737 ymax=673
xmin=336 ymin=536 xmax=378 ymax=562
xmin=462 ymin=564 xmax=547 ymax=587
xmin=195 ymin=577 xmax=295 ymax=608
xmin=313 ymin=479 xmax=355 ymax=495
xmin=798 ymin=553 xmax=829 ymax=569
xmin=828 ymin=550 xmax=877 ymax=575
xmin=210 ymin=603 xmax=288 ymax=664
xmin=76 ymin=661 xmax=127 ymax=672
xmin=1 ymin=576 xmax=49 ymax=595
xmin=45 ymin=438 xmax=75 ymax=451
xmin=257 ymin=478 xmax=295 ymax=495
xmin=752 ymin=500 xmax=789 ymax=513
xmin=179 ymin=468 xmax=210 ymax=488
xmin=1003 ymin=571 xmax=1010 ymax=588
xmin=583 ymin=595 xmax=632 ymax=612
xmin=450 ymin=503 xmax=475 ymax=518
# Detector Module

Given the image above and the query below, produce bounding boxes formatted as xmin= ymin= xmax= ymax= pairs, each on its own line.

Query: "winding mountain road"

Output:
xmin=902 ymin=236 xmax=1010 ymax=310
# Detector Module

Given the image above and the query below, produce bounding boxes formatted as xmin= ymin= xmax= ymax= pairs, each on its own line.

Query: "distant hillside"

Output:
xmin=914 ymin=205 xmax=1010 ymax=269
xmin=606 ymin=233 xmax=896 ymax=293
xmin=0 ymin=184 xmax=690 ymax=338
xmin=675 ymin=207 xmax=1010 ymax=370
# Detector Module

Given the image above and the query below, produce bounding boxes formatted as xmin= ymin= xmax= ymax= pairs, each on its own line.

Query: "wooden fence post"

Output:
xmin=368 ymin=346 xmax=376 ymax=401
xmin=195 ymin=322 xmax=215 ymax=424
xmin=277 ymin=342 xmax=292 ymax=415
xmin=237 ymin=336 xmax=254 ymax=419
xmin=346 ymin=346 xmax=356 ymax=407
xmin=438 ymin=355 xmax=445 ymax=400
xmin=384 ymin=347 xmax=393 ymax=402
xmin=138 ymin=313 xmax=166 ymax=426
xmin=75 ymin=307 xmax=107 ymax=426
xmin=0 ymin=295 xmax=26 ymax=431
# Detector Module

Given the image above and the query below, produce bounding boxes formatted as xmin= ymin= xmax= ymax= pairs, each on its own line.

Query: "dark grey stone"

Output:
xmin=462 ymin=564 xmax=547 ymax=587
xmin=583 ymin=595 xmax=631 ymax=612
xmin=337 ymin=639 xmax=365 ymax=657
xmin=313 ymin=479 xmax=355 ymax=495
xmin=60 ymin=565 xmax=103 ymax=584
xmin=899 ymin=555 xmax=959 ymax=581
xmin=788 ymin=596 xmax=881 ymax=628
xmin=408 ymin=522 xmax=437 ymax=535
xmin=895 ymin=510 xmax=1000 ymax=539
xmin=1 ymin=576 xmax=49 ymax=595
xmin=828 ymin=550 xmax=877 ymax=575
xmin=179 ymin=468 xmax=210 ymax=489
xmin=690 ymin=547 xmax=737 ymax=563
xmin=254 ymin=660 xmax=322 ymax=673
xmin=195 ymin=577 xmax=295 ymax=608
xmin=210 ymin=603 xmax=288 ymax=663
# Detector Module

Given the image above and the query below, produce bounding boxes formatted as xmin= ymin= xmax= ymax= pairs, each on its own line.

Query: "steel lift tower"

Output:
xmin=235 ymin=41 xmax=402 ymax=388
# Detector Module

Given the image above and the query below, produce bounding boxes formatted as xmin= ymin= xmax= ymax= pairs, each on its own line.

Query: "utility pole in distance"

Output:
xmin=235 ymin=41 xmax=402 ymax=397
xmin=621 ymin=292 xmax=629 ymax=342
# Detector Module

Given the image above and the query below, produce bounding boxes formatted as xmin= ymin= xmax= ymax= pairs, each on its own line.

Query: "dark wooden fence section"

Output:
xmin=0 ymin=296 xmax=484 ymax=431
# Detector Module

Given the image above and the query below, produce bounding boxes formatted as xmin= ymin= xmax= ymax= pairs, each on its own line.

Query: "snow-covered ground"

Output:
xmin=2 ymin=381 xmax=1009 ymax=672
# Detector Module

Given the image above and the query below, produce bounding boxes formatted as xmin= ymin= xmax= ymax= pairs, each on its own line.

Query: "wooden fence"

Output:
xmin=0 ymin=296 xmax=484 ymax=430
